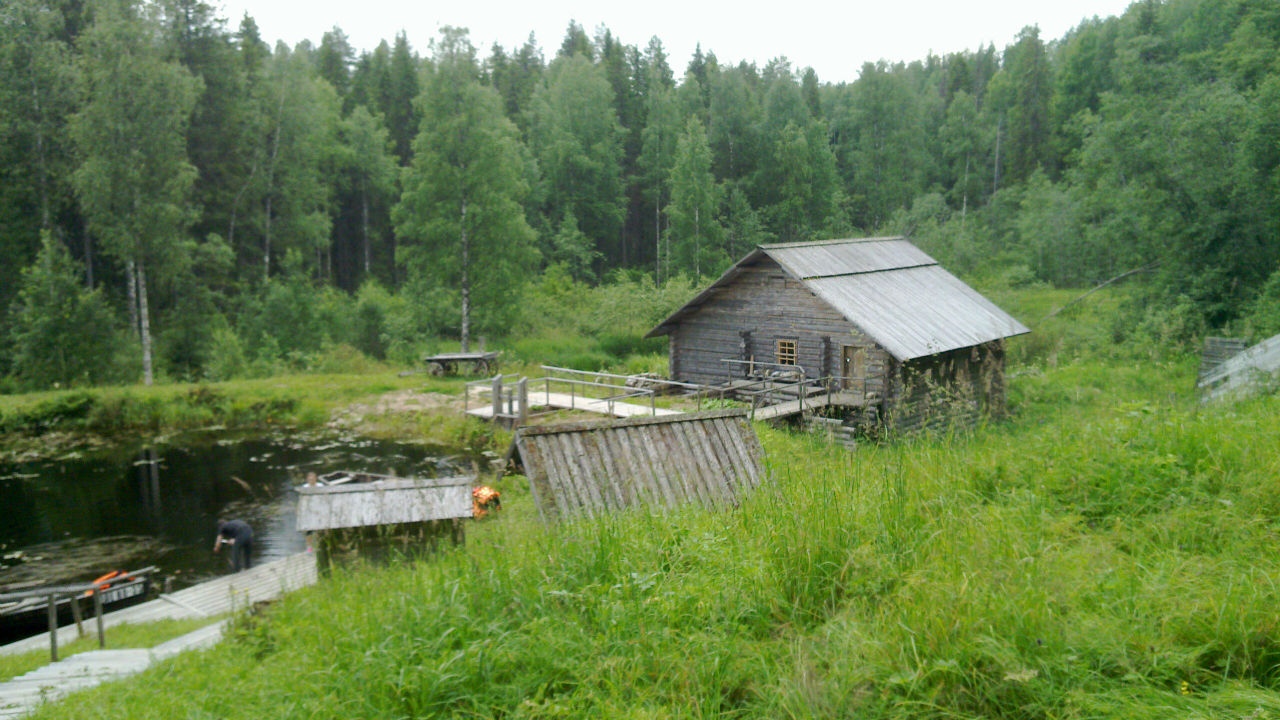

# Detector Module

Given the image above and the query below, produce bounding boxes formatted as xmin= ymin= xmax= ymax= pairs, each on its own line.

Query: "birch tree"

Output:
xmin=70 ymin=0 xmax=199 ymax=385
xmin=394 ymin=28 xmax=535 ymax=351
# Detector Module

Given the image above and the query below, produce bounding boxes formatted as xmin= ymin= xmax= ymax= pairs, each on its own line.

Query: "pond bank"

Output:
xmin=0 ymin=372 xmax=509 ymax=465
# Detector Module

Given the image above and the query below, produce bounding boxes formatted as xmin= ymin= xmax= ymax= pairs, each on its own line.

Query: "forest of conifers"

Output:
xmin=2 ymin=0 xmax=1279 ymax=389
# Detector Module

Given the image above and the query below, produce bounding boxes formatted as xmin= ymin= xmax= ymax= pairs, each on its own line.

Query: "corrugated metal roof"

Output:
xmin=647 ymin=237 xmax=1030 ymax=360
xmin=514 ymin=410 xmax=766 ymax=523
xmin=1198 ymin=333 xmax=1280 ymax=402
xmin=806 ymin=265 xmax=1030 ymax=361
xmin=763 ymin=237 xmax=934 ymax=278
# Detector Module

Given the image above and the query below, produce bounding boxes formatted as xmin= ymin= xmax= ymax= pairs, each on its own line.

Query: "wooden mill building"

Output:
xmin=646 ymin=237 xmax=1030 ymax=431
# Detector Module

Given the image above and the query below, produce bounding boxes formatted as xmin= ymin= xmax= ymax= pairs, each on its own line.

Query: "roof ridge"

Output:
xmin=793 ymin=261 xmax=938 ymax=280
xmin=760 ymin=236 xmax=906 ymax=249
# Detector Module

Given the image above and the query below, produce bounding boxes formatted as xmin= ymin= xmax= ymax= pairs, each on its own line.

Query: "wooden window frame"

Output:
xmin=776 ymin=338 xmax=797 ymax=366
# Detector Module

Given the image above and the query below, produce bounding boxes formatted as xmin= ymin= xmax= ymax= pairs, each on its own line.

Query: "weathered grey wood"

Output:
xmin=47 ymin=597 xmax=57 ymax=663
xmin=649 ymin=240 xmax=1024 ymax=430
xmin=491 ymin=374 xmax=502 ymax=418
xmin=296 ymin=475 xmax=472 ymax=531
xmin=512 ymin=410 xmax=765 ymax=522
xmin=68 ymin=594 xmax=84 ymax=640
xmin=93 ymin=592 xmax=104 ymax=649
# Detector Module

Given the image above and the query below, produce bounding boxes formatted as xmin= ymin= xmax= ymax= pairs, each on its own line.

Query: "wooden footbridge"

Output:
xmin=464 ymin=367 xmax=686 ymax=424
xmin=463 ymin=365 xmax=872 ymax=425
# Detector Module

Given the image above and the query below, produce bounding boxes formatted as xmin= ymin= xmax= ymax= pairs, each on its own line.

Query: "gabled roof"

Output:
xmin=646 ymin=237 xmax=1030 ymax=361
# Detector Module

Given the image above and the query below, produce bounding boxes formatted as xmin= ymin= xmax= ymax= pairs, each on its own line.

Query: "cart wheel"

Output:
xmin=426 ymin=362 xmax=445 ymax=376
xmin=477 ymin=359 xmax=493 ymax=375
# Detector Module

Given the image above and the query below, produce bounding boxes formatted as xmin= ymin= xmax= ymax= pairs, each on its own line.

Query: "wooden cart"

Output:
xmin=420 ymin=351 xmax=500 ymax=376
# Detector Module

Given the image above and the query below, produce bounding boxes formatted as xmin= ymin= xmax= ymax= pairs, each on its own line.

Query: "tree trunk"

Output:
xmin=32 ymin=81 xmax=50 ymax=231
xmin=125 ymin=258 xmax=139 ymax=339
xmin=362 ymin=182 xmax=371 ymax=277
xmin=459 ymin=198 xmax=470 ymax=353
xmin=993 ymin=116 xmax=1002 ymax=194
xmin=654 ymin=184 xmax=661 ymax=282
xmin=227 ymin=161 xmax=258 ymax=248
xmin=137 ymin=257 xmax=154 ymax=386
xmin=263 ymin=87 xmax=286 ymax=282
xmin=694 ymin=205 xmax=700 ymax=278
xmin=83 ymin=228 xmax=94 ymax=289
xmin=263 ymin=195 xmax=272 ymax=281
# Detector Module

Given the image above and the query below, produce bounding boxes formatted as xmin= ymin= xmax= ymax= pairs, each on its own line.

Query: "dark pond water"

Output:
xmin=0 ymin=432 xmax=465 ymax=592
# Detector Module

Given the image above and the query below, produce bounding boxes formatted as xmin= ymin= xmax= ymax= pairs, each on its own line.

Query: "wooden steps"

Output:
xmin=0 ymin=621 xmax=228 ymax=718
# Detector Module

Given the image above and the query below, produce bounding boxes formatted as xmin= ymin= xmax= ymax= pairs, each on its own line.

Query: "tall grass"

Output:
xmin=28 ymin=348 xmax=1280 ymax=718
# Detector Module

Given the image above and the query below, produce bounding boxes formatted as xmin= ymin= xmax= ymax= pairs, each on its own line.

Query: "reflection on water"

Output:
xmin=0 ymin=433 xmax=463 ymax=590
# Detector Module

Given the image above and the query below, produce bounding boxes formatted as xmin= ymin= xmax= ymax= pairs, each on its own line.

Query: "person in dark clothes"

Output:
xmin=213 ymin=519 xmax=254 ymax=572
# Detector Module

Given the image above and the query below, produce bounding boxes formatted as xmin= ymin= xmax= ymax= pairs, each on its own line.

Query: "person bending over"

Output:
xmin=213 ymin=518 xmax=254 ymax=572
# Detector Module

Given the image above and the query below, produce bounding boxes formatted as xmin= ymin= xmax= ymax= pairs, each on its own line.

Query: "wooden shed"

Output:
xmin=513 ymin=409 xmax=766 ymax=522
xmin=646 ymin=237 xmax=1030 ymax=431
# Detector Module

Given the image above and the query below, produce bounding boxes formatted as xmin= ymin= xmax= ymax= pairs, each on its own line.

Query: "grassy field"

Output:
xmin=13 ymin=285 xmax=1280 ymax=718
xmin=16 ymin=305 xmax=1280 ymax=717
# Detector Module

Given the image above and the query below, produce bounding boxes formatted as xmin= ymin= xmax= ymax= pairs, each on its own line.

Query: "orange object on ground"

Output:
xmin=472 ymin=486 xmax=502 ymax=519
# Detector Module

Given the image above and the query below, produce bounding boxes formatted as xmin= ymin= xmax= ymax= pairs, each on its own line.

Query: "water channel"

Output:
xmin=0 ymin=432 xmax=466 ymax=594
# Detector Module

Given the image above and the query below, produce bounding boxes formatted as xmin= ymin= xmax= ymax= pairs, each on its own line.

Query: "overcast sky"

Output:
xmin=213 ymin=0 xmax=1136 ymax=84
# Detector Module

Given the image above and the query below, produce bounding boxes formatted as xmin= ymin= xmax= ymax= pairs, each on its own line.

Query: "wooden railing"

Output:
xmin=0 ymin=566 xmax=158 ymax=661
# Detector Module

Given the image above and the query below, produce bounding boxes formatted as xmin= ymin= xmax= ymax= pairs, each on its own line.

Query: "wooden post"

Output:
xmin=93 ymin=590 xmax=105 ymax=648
xmin=70 ymin=593 xmax=85 ymax=638
xmin=48 ymin=594 xmax=58 ymax=662
xmin=491 ymin=374 xmax=502 ymax=419
xmin=517 ymin=378 xmax=528 ymax=425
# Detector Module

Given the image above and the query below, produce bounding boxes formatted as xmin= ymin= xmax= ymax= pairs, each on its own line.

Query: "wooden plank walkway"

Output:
xmin=751 ymin=392 xmax=862 ymax=421
xmin=0 ymin=621 xmax=227 ymax=719
xmin=0 ymin=617 xmax=225 ymax=717
xmin=466 ymin=391 xmax=682 ymax=420
xmin=0 ymin=553 xmax=316 ymax=718
xmin=0 ymin=552 xmax=317 ymax=657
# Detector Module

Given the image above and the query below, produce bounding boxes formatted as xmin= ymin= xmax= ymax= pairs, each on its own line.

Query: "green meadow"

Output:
xmin=12 ymin=287 xmax=1279 ymax=719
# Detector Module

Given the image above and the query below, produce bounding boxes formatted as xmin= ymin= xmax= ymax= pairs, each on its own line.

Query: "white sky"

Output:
xmin=213 ymin=0 xmax=1136 ymax=83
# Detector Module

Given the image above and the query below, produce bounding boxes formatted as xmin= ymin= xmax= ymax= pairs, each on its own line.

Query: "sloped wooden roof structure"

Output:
xmin=647 ymin=237 xmax=1030 ymax=361
xmin=513 ymin=409 xmax=766 ymax=523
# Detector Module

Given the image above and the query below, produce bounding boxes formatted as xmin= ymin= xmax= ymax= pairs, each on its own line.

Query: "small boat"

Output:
xmin=0 ymin=568 xmax=154 ymax=644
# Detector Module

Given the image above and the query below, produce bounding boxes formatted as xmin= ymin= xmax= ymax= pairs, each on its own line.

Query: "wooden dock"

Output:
xmin=0 ymin=553 xmax=316 ymax=718
xmin=0 ymin=552 xmax=317 ymax=658
xmin=466 ymin=390 xmax=682 ymax=420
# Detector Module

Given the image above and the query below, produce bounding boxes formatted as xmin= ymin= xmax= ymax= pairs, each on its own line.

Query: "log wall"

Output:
xmin=669 ymin=258 xmax=890 ymax=396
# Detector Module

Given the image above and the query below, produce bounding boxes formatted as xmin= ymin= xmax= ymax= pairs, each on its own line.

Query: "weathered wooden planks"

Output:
xmin=513 ymin=410 xmax=767 ymax=522
xmin=296 ymin=475 xmax=473 ymax=532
